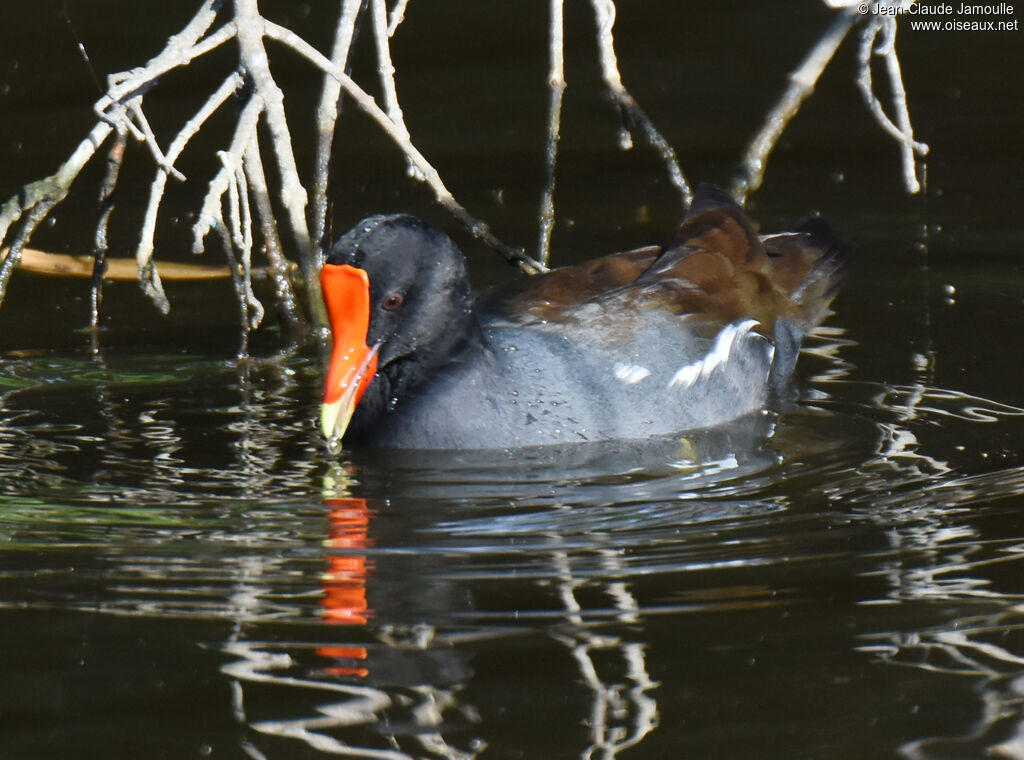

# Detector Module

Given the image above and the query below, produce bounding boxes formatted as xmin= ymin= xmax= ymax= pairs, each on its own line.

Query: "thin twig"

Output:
xmin=91 ymin=127 xmax=128 ymax=345
xmin=94 ymin=0 xmax=227 ymax=117
xmin=225 ymin=148 xmax=264 ymax=331
xmin=213 ymin=221 xmax=252 ymax=357
xmin=127 ymin=99 xmax=186 ymax=181
xmin=732 ymin=6 xmax=860 ymax=204
xmin=233 ymin=0 xmax=321 ymax=323
xmin=0 ymin=199 xmax=60 ymax=304
xmin=311 ymin=0 xmax=365 ymax=253
xmin=537 ymin=0 xmax=565 ymax=268
xmin=192 ymin=95 xmax=263 ymax=262
xmin=243 ymin=136 xmax=304 ymax=332
xmin=263 ymin=20 xmax=548 ymax=274
xmin=589 ymin=0 xmax=692 ymax=208
xmin=372 ymin=0 xmax=422 ymax=180
xmin=386 ymin=0 xmax=412 ymax=37
xmin=856 ymin=15 xmax=928 ymax=194
xmin=137 ymin=71 xmax=244 ymax=312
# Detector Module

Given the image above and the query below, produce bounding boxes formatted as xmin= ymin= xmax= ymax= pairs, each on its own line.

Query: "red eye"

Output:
xmin=381 ymin=292 xmax=404 ymax=311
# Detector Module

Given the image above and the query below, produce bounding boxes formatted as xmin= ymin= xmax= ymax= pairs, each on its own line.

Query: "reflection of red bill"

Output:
xmin=320 ymin=264 xmax=380 ymax=448
xmin=317 ymin=645 xmax=369 ymax=679
xmin=318 ymin=498 xmax=373 ymax=679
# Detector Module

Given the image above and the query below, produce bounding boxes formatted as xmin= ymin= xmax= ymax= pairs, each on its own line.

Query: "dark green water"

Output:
xmin=1 ymin=2 xmax=1024 ymax=758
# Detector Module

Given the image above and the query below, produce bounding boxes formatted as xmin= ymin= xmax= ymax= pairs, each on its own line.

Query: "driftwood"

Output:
xmin=1 ymin=246 xmax=280 ymax=281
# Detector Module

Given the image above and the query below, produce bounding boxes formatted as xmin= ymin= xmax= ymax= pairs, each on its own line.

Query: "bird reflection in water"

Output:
xmin=318 ymin=496 xmax=373 ymax=679
xmin=222 ymin=463 xmax=665 ymax=759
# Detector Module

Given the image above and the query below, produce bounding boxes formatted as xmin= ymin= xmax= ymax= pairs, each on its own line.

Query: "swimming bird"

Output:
xmin=320 ymin=184 xmax=846 ymax=451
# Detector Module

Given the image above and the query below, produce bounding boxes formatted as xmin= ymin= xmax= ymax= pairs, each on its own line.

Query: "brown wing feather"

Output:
xmin=486 ymin=184 xmax=845 ymax=336
xmin=487 ymin=245 xmax=660 ymax=322
xmin=633 ymin=189 xmax=844 ymax=335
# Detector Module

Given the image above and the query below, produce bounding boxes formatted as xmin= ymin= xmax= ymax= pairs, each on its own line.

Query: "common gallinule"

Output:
xmin=320 ymin=184 xmax=846 ymax=451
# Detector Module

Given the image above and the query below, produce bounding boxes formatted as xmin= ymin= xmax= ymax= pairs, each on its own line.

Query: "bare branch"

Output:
xmin=538 ymin=0 xmax=565 ymax=268
xmin=372 ymin=0 xmax=423 ymax=180
xmin=856 ymin=15 xmax=929 ymax=193
xmin=243 ymin=136 xmax=304 ymax=332
xmin=263 ymin=20 xmax=548 ymax=274
xmin=233 ymin=0 xmax=319 ymax=317
xmin=137 ymin=71 xmax=244 ymax=312
xmin=0 ymin=199 xmax=61 ymax=304
xmin=311 ymin=0 xmax=365 ymax=252
xmin=0 ymin=121 xmax=114 ymax=304
xmin=94 ymin=1 xmax=228 ymax=116
xmin=127 ymin=100 xmax=186 ymax=181
xmin=589 ymin=0 xmax=692 ymax=208
xmin=91 ymin=128 xmax=128 ymax=342
xmin=192 ymin=96 xmax=263 ymax=261
xmin=387 ymin=0 xmax=412 ymax=37
xmin=732 ymin=6 xmax=860 ymax=204
xmin=225 ymin=146 xmax=265 ymax=331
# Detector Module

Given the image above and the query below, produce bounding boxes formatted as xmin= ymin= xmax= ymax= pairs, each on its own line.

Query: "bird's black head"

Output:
xmin=321 ymin=215 xmax=481 ymax=445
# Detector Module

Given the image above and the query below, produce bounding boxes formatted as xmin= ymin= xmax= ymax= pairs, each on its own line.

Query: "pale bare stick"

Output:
xmin=881 ymin=23 xmax=926 ymax=193
xmin=94 ymin=1 xmax=227 ymax=117
xmin=243 ymin=137 xmax=304 ymax=331
xmin=225 ymin=150 xmax=264 ymax=331
xmin=137 ymin=72 xmax=245 ymax=313
xmin=856 ymin=16 xmax=928 ymax=193
xmin=91 ymin=128 xmax=128 ymax=341
xmin=264 ymin=20 xmax=548 ymax=274
xmin=537 ymin=0 xmax=565 ymax=268
xmin=311 ymin=0 xmax=365 ymax=252
xmin=0 ymin=1 xmax=233 ymax=310
xmin=0 ymin=120 xmax=115 ymax=303
xmin=589 ymin=0 xmax=692 ymax=208
xmin=211 ymin=220 xmax=252 ymax=356
xmin=192 ymin=96 xmax=263 ymax=261
xmin=372 ymin=0 xmax=423 ymax=180
xmin=127 ymin=99 xmax=186 ymax=181
xmin=732 ymin=7 xmax=860 ymax=204
xmin=222 ymin=155 xmax=255 ymax=346
xmin=387 ymin=0 xmax=412 ymax=37
xmin=0 ymin=199 xmax=61 ymax=303
xmin=233 ymin=0 xmax=319 ymax=318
